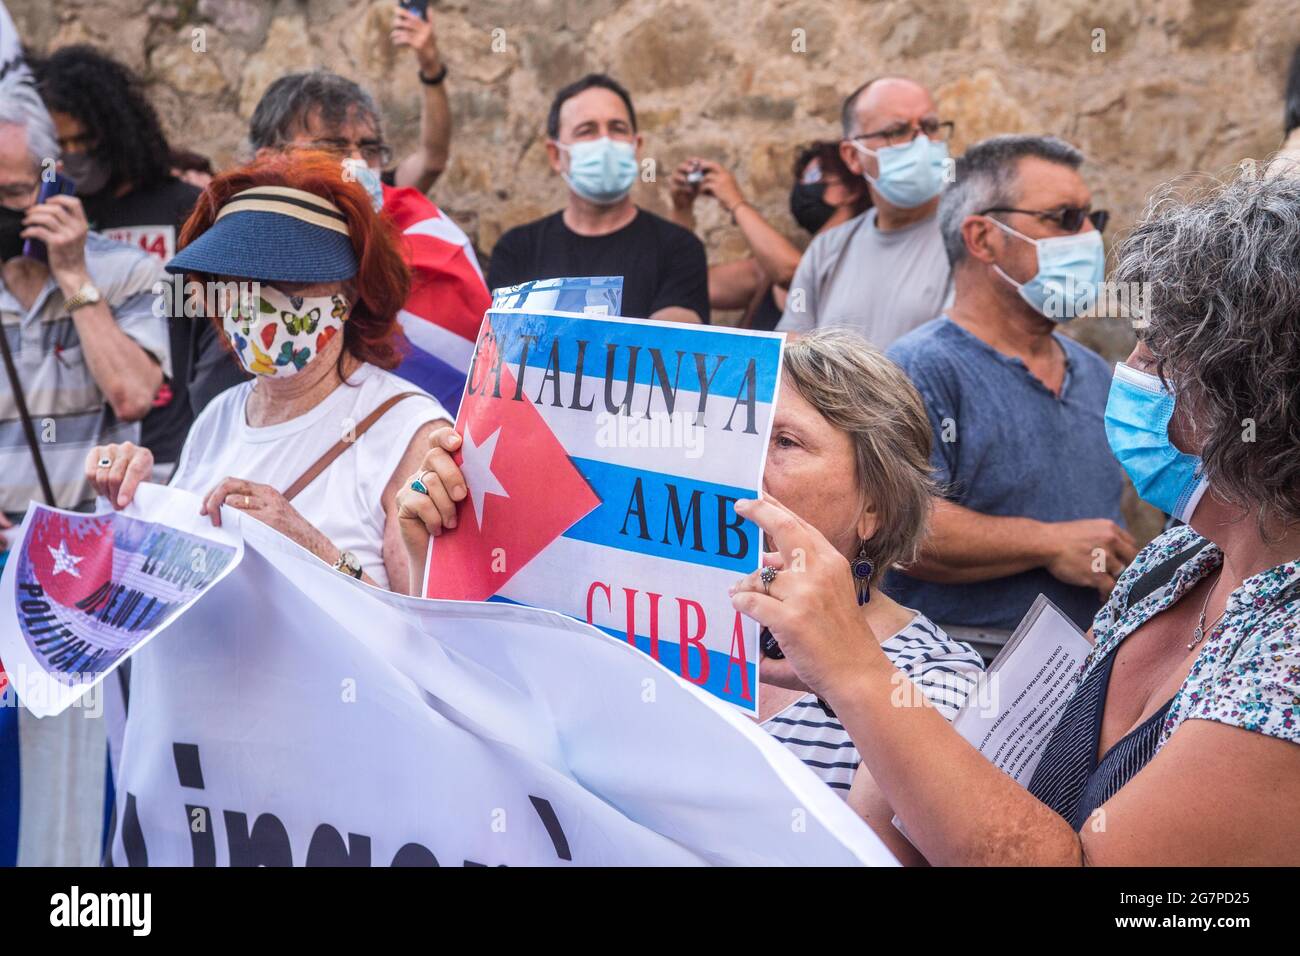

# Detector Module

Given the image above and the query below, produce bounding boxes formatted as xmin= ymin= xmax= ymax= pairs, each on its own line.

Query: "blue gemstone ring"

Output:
xmin=410 ymin=477 xmax=429 ymax=496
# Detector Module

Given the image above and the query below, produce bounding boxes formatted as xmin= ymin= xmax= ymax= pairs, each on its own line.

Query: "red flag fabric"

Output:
xmin=424 ymin=332 xmax=600 ymax=601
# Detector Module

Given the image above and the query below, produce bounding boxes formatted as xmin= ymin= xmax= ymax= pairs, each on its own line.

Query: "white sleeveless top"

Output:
xmin=169 ymin=363 xmax=450 ymax=589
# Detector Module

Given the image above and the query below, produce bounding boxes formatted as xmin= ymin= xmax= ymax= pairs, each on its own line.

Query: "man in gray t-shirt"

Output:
xmin=777 ymin=76 xmax=954 ymax=346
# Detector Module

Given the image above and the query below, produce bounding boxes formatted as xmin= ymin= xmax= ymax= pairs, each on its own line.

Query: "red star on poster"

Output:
xmin=425 ymin=332 xmax=601 ymax=601
xmin=28 ymin=513 xmax=115 ymax=609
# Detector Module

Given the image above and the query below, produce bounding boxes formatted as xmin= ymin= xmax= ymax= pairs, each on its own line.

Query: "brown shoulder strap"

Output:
xmin=283 ymin=391 xmax=427 ymax=502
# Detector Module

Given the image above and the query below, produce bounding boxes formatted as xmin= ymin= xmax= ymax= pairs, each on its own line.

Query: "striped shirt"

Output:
xmin=761 ymin=613 xmax=984 ymax=792
xmin=0 ymin=232 xmax=169 ymax=517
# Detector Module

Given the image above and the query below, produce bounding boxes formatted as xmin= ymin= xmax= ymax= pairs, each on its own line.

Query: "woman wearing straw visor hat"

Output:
xmin=84 ymin=151 xmax=468 ymax=592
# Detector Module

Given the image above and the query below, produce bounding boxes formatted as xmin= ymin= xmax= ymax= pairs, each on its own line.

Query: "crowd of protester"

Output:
xmin=1 ymin=4 xmax=1298 ymax=866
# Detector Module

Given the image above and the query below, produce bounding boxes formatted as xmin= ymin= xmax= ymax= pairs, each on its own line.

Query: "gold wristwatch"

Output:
xmin=64 ymin=282 xmax=103 ymax=313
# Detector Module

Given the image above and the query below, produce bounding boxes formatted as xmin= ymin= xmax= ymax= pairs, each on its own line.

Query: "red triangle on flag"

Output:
xmin=425 ymin=331 xmax=600 ymax=601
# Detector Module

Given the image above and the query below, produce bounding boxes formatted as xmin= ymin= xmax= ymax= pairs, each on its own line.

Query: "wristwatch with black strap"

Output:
xmin=418 ymin=63 xmax=447 ymax=86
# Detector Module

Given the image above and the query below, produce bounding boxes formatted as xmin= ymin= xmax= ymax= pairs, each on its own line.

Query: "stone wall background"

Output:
xmin=20 ymin=0 xmax=1300 ymax=538
xmin=11 ymin=0 xmax=1299 ymax=535
xmin=14 ymin=1 xmax=1297 ymax=318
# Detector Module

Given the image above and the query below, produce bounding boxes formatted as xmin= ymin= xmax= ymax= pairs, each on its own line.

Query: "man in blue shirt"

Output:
xmin=886 ymin=135 xmax=1135 ymax=660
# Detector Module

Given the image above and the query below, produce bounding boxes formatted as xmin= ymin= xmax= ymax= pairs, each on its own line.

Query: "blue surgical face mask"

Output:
xmin=1104 ymin=362 xmax=1210 ymax=524
xmin=989 ymin=217 xmax=1106 ymax=321
xmin=558 ymin=137 xmax=638 ymax=205
xmin=343 ymin=159 xmax=385 ymax=212
xmin=851 ymin=134 xmax=948 ymax=209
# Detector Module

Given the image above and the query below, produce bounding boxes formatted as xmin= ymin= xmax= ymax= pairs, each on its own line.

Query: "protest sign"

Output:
xmin=0 ymin=491 xmax=240 ymax=718
xmin=0 ymin=485 xmax=896 ymax=867
xmin=491 ymin=275 xmax=624 ymax=315
xmin=424 ymin=309 xmax=783 ymax=714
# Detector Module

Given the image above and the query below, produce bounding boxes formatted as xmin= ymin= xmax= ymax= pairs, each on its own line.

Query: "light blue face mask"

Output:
xmin=989 ymin=217 xmax=1106 ymax=322
xmin=1104 ymin=362 xmax=1210 ymax=524
xmin=558 ymin=137 xmax=638 ymax=205
xmin=343 ymin=159 xmax=385 ymax=212
xmin=851 ymin=134 xmax=949 ymax=209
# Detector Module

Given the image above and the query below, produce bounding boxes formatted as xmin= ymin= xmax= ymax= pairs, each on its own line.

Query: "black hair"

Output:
xmin=793 ymin=140 xmax=871 ymax=215
xmin=546 ymin=73 xmax=636 ymax=139
xmin=33 ymin=45 xmax=173 ymax=192
xmin=1285 ymin=45 xmax=1300 ymax=135
xmin=169 ymin=148 xmax=213 ymax=175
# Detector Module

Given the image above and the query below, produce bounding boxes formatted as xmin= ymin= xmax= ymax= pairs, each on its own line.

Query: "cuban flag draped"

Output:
xmin=383 ymin=185 xmax=491 ymax=415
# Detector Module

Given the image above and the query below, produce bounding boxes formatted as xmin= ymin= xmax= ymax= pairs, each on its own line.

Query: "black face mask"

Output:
xmin=0 ymin=205 xmax=26 ymax=263
xmin=790 ymin=180 xmax=835 ymax=235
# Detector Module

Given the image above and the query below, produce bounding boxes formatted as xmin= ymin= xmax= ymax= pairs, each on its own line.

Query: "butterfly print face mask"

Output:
xmin=223 ymin=286 xmax=349 ymax=378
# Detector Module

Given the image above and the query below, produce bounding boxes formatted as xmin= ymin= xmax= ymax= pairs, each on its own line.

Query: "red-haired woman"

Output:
xmin=83 ymin=152 xmax=466 ymax=592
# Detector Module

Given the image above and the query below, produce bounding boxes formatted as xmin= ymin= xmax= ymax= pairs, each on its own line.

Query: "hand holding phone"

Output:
xmin=393 ymin=0 xmax=440 ymax=73
xmin=21 ymin=172 xmax=77 ymax=264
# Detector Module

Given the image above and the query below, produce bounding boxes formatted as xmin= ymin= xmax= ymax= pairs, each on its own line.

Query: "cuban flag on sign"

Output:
xmin=425 ymin=309 xmax=784 ymax=714
xmin=383 ymin=185 xmax=492 ymax=415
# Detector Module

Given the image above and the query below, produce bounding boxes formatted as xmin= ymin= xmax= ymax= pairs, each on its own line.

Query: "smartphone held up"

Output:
xmin=21 ymin=172 xmax=77 ymax=264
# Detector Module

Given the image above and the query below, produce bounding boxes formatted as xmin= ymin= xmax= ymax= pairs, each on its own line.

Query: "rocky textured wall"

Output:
xmin=14 ymin=0 xmax=1295 ymax=295
xmin=14 ymin=0 xmax=1295 ymax=292
xmin=14 ymin=0 xmax=1295 ymax=539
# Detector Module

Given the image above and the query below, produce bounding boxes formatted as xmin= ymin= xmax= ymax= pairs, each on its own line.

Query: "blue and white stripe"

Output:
xmin=762 ymin=614 xmax=984 ymax=792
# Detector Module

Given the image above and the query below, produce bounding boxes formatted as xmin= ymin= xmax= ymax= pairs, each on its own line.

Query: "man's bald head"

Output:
xmin=841 ymin=76 xmax=935 ymax=138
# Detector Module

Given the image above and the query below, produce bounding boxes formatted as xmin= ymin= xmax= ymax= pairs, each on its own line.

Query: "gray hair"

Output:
xmin=781 ymin=328 xmax=935 ymax=571
xmin=939 ymin=134 xmax=1085 ymax=266
xmin=248 ymin=71 xmax=382 ymax=152
xmin=1113 ymin=170 xmax=1300 ymax=534
xmin=0 ymin=73 xmax=59 ymax=172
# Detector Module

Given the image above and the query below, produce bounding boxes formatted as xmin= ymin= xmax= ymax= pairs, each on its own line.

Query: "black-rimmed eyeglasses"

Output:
xmin=851 ymin=118 xmax=955 ymax=147
xmin=980 ymin=206 xmax=1109 ymax=234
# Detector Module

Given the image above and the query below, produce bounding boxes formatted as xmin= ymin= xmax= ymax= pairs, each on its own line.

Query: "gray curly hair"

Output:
xmin=1111 ymin=169 xmax=1300 ymax=533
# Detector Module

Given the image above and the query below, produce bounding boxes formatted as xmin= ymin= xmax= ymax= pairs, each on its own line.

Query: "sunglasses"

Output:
xmin=980 ymin=206 xmax=1109 ymax=234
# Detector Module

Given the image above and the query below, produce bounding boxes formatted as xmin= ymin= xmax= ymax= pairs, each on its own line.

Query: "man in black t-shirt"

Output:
xmin=487 ymin=74 xmax=709 ymax=324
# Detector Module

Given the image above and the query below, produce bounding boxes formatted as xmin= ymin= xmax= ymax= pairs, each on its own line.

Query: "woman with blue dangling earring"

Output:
xmin=735 ymin=329 xmax=985 ymax=865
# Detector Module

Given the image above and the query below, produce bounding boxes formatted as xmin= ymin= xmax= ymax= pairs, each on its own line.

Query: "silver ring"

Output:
xmin=760 ymin=565 xmax=778 ymax=595
xmin=97 ymin=456 xmax=112 ymax=469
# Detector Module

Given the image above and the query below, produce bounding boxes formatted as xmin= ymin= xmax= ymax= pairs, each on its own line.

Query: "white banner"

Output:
xmin=30 ymin=485 xmax=899 ymax=866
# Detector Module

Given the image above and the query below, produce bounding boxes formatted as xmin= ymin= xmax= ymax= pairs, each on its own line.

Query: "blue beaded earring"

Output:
xmin=852 ymin=542 xmax=874 ymax=606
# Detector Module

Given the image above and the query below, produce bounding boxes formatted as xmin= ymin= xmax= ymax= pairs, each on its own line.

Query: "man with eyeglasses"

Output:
xmin=884 ymin=135 xmax=1132 ymax=662
xmin=186 ymin=69 xmax=490 ymax=417
xmin=776 ymin=76 xmax=954 ymax=347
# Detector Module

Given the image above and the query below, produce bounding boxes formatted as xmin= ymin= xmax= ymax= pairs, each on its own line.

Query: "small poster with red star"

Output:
xmin=424 ymin=308 xmax=783 ymax=714
xmin=0 ymin=493 xmax=241 ymax=717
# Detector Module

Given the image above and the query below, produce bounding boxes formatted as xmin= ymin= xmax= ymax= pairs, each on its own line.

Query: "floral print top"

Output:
xmin=1083 ymin=524 xmax=1300 ymax=750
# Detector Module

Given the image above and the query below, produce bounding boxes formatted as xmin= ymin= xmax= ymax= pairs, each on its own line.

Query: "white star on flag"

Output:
xmin=459 ymin=424 xmax=509 ymax=527
xmin=48 ymin=539 xmax=83 ymax=577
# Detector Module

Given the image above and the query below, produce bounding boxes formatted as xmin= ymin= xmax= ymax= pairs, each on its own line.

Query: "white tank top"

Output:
xmin=169 ymin=363 xmax=450 ymax=589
